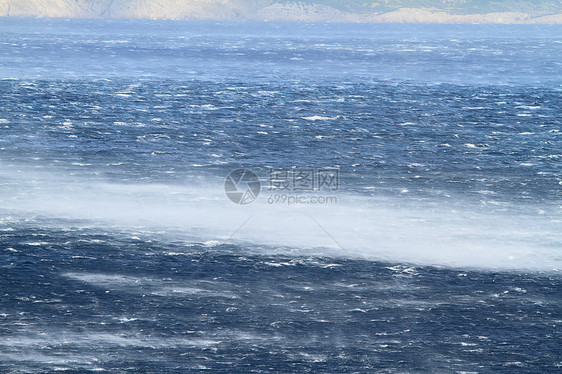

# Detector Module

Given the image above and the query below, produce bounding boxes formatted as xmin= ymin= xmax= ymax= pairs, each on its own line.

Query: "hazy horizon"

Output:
xmin=1 ymin=0 xmax=561 ymax=24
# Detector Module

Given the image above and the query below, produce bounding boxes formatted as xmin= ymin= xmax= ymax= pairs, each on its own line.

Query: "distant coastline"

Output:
xmin=1 ymin=0 xmax=561 ymax=24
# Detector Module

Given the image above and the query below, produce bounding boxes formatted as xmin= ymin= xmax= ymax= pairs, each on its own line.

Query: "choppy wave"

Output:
xmin=1 ymin=19 xmax=561 ymax=373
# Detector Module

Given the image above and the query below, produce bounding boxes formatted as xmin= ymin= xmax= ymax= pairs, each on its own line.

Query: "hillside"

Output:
xmin=0 ymin=0 xmax=561 ymax=23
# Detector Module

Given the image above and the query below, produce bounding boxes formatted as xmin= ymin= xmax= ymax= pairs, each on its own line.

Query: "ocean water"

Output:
xmin=0 ymin=18 xmax=561 ymax=373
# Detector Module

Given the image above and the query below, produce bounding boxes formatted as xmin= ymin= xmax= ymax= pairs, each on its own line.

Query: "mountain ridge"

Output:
xmin=0 ymin=0 xmax=561 ymax=23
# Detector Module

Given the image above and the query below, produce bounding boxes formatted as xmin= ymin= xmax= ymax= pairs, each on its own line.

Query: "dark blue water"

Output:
xmin=0 ymin=18 xmax=561 ymax=373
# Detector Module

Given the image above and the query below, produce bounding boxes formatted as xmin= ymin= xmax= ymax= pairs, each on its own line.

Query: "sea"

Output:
xmin=0 ymin=17 xmax=561 ymax=373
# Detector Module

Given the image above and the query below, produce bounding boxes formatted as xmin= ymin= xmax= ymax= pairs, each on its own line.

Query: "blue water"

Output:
xmin=0 ymin=18 xmax=561 ymax=373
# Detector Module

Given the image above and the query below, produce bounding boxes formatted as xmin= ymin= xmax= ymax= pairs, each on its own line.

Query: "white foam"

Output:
xmin=301 ymin=115 xmax=338 ymax=121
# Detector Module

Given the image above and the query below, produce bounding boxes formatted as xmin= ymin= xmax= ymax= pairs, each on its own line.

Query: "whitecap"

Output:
xmin=302 ymin=115 xmax=338 ymax=121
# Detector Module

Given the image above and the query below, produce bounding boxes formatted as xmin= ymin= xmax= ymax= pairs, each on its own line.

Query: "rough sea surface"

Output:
xmin=0 ymin=18 xmax=561 ymax=373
